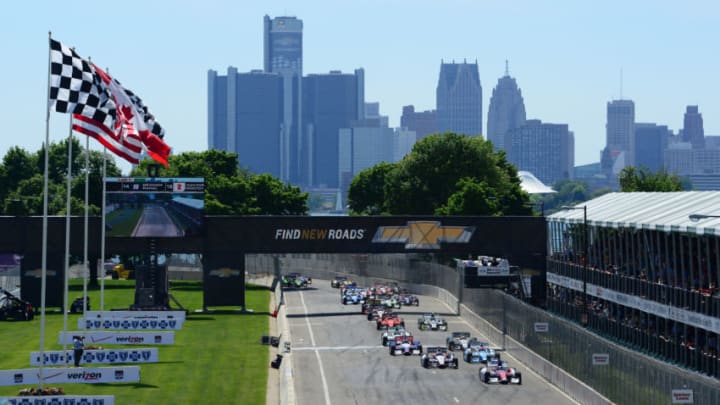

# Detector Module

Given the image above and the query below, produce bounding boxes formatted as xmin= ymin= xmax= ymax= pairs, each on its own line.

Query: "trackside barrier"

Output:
xmin=459 ymin=303 xmax=611 ymax=405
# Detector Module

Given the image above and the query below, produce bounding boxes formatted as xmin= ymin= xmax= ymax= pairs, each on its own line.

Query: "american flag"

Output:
xmin=48 ymin=38 xmax=170 ymax=166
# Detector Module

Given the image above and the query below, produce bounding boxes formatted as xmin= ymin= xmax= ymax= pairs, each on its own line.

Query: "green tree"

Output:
xmin=131 ymin=150 xmax=308 ymax=215
xmin=349 ymin=132 xmax=531 ymax=215
xmin=347 ymin=161 xmax=396 ymax=215
xmin=435 ymin=177 xmax=499 ymax=215
xmin=618 ymin=166 xmax=683 ymax=192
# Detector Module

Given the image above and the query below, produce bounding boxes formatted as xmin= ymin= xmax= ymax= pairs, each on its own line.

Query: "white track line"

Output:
xmin=299 ymin=291 xmax=332 ymax=405
xmin=292 ymin=345 xmax=382 ymax=351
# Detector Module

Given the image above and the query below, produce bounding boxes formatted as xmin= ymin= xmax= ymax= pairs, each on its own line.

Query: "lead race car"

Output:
xmin=420 ymin=346 xmax=458 ymax=369
xmin=479 ymin=359 xmax=522 ymax=384
xmin=389 ymin=335 xmax=422 ymax=356
xmin=417 ymin=313 xmax=448 ymax=331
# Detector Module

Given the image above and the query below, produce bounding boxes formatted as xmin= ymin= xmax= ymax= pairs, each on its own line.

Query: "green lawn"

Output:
xmin=0 ymin=280 xmax=270 ymax=404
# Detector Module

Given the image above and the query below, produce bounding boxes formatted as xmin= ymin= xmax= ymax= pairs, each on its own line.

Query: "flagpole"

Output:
xmin=39 ymin=30 xmax=53 ymax=390
xmin=62 ymin=116 xmax=73 ymax=365
xmin=83 ymin=122 xmax=90 ymax=334
xmin=100 ymin=147 xmax=107 ymax=311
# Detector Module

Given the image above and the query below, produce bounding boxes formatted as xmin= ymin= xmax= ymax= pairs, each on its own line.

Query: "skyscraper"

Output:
xmin=605 ymin=99 xmax=635 ymax=167
xmin=207 ymin=68 xmax=284 ymax=177
xmin=682 ymin=105 xmax=705 ymax=149
xmin=436 ymin=61 xmax=482 ymax=137
xmin=507 ymin=119 xmax=574 ymax=185
xmin=264 ymin=15 xmax=303 ymax=183
xmin=634 ymin=123 xmax=670 ymax=172
xmin=302 ymin=69 xmax=364 ymax=188
xmin=401 ymin=105 xmax=436 ymax=141
xmin=486 ymin=62 xmax=526 ymax=151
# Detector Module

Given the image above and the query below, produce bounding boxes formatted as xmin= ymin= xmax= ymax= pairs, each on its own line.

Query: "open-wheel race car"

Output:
xmin=281 ymin=273 xmax=312 ymax=289
xmin=417 ymin=313 xmax=448 ymax=331
xmin=446 ymin=331 xmax=472 ymax=351
xmin=389 ymin=335 xmax=422 ymax=356
xmin=381 ymin=325 xmax=411 ymax=346
xmin=399 ymin=293 xmax=419 ymax=306
xmin=464 ymin=340 xmax=499 ymax=364
xmin=377 ymin=312 xmax=405 ymax=330
xmin=479 ymin=359 xmax=521 ymax=384
xmin=420 ymin=346 xmax=458 ymax=369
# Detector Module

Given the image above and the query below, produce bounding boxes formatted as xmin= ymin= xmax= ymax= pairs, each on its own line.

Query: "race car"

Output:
xmin=341 ymin=290 xmax=365 ymax=305
xmin=418 ymin=313 xmax=448 ymax=331
xmin=420 ymin=346 xmax=458 ymax=369
xmin=381 ymin=325 xmax=411 ymax=346
xmin=399 ymin=293 xmax=419 ymax=306
xmin=281 ymin=273 xmax=312 ymax=289
xmin=463 ymin=340 xmax=499 ymax=364
xmin=377 ymin=312 xmax=405 ymax=330
xmin=367 ymin=305 xmax=388 ymax=321
xmin=446 ymin=331 xmax=472 ymax=351
xmin=361 ymin=298 xmax=382 ymax=314
xmin=379 ymin=294 xmax=401 ymax=309
xmin=389 ymin=335 xmax=422 ymax=356
xmin=479 ymin=359 xmax=521 ymax=384
xmin=331 ymin=276 xmax=347 ymax=288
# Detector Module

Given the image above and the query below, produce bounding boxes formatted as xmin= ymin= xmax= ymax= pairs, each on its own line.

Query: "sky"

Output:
xmin=1 ymin=0 xmax=718 ymax=175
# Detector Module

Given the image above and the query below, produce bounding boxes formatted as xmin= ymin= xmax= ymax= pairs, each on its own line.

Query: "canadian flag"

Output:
xmin=93 ymin=66 xmax=171 ymax=167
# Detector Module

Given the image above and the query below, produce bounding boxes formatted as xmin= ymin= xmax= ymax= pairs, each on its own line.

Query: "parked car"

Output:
xmin=70 ymin=296 xmax=90 ymax=313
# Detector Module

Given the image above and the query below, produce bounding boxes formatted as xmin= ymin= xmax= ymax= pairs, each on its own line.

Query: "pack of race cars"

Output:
xmin=323 ymin=277 xmax=522 ymax=384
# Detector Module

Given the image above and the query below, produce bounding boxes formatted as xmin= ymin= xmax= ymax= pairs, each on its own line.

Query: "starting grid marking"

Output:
xmin=292 ymin=345 xmax=384 ymax=352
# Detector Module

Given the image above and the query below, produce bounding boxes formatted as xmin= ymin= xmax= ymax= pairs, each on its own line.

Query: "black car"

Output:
xmin=0 ymin=289 xmax=34 ymax=321
xmin=70 ymin=296 xmax=90 ymax=313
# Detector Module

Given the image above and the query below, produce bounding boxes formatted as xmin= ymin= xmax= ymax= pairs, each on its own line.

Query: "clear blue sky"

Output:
xmin=1 ymin=0 xmax=717 ymax=175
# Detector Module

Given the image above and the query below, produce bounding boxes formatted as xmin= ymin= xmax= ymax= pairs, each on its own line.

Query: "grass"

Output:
xmin=105 ymin=208 xmax=142 ymax=237
xmin=0 ymin=279 xmax=270 ymax=404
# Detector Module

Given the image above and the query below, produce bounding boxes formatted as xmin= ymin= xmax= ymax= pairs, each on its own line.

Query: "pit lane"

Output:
xmin=283 ymin=280 xmax=578 ymax=405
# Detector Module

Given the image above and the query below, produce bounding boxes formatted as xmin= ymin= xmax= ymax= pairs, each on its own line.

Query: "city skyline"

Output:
xmin=1 ymin=0 xmax=718 ymax=174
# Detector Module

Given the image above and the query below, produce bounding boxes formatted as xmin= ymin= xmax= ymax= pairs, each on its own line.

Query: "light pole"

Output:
xmin=562 ymin=205 xmax=588 ymax=326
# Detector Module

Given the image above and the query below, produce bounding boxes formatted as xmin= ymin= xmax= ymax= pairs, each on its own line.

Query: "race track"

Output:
xmin=131 ymin=205 xmax=182 ymax=237
xmin=283 ymin=281 xmax=577 ymax=405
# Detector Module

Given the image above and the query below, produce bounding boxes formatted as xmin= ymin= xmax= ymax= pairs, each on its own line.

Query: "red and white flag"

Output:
xmin=91 ymin=66 xmax=171 ymax=167
xmin=72 ymin=114 xmax=143 ymax=164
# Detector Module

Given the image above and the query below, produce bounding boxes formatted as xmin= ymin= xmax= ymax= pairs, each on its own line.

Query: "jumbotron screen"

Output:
xmin=105 ymin=177 xmax=204 ymax=238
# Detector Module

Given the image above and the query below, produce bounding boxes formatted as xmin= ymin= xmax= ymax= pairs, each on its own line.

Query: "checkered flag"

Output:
xmin=122 ymin=86 xmax=165 ymax=139
xmin=48 ymin=39 xmax=116 ymax=129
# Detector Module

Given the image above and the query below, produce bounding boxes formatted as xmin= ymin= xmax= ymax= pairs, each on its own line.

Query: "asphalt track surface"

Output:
xmin=284 ymin=281 xmax=577 ymax=405
xmin=131 ymin=205 xmax=182 ymax=237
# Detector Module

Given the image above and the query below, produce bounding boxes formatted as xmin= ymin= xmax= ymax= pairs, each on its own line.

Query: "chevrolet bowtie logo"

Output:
xmin=209 ymin=268 xmax=241 ymax=278
xmin=372 ymin=221 xmax=475 ymax=249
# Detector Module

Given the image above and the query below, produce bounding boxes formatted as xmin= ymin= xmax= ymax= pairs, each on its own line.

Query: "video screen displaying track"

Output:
xmin=105 ymin=177 xmax=204 ymax=238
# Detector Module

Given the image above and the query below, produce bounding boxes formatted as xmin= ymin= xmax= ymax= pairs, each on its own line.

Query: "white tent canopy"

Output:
xmin=547 ymin=191 xmax=720 ymax=235
xmin=518 ymin=171 xmax=556 ymax=194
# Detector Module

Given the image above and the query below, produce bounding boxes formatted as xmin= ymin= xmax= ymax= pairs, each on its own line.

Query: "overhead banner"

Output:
xmin=84 ymin=310 xmax=186 ymax=322
xmin=79 ymin=317 xmax=183 ymax=330
xmin=0 ymin=366 xmax=139 ymax=385
xmin=59 ymin=331 xmax=175 ymax=345
xmin=0 ymin=395 xmax=114 ymax=404
xmin=31 ymin=348 xmax=159 ymax=366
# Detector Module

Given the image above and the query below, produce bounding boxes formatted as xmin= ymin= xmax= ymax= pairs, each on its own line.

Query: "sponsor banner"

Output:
xmin=534 ymin=322 xmax=549 ymax=333
xmin=30 ymin=348 xmax=159 ymax=366
xmin=0 ymin=366 xmax=139 ymax=385
xmin=0 ymin=395 xmax=114 ymax=404
xmin=59 ymin=331 xmax=174 ymax=345
xmin=592 ymin=353 xmax=609 ymax=366
xmin=671 ymin=389 xmax=694 ymax=404
xmin=84 ymin=310 xmax=186 ymax=322
xmin=79 ymin=317 xmax=183 ymax=330
xmin=371 ymin=221 xmax=474 ymax=249
xmin=547 ymin=272 xmax=720 ymax=335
